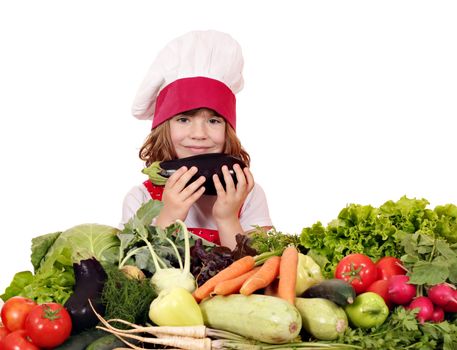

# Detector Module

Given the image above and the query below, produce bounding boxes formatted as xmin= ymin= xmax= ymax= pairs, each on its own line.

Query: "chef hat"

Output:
xmin=132 ymin=30 xmax=244 ymax=130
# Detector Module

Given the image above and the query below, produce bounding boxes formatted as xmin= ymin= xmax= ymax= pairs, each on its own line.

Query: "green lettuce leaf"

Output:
xmin=45 ymin=223 xmax=120 ymax=266
xmin=31 ymin=231 xmax=61 ymax=271
xmin=0 ymin=271 xmax=34 ymax=301
xmin=434 ymin=204 xmax=457 ymax=243
xmin=141 ymin=161 xmax=167 ymax=185
xmin=21 ymin=266 xmax=75 ymax=304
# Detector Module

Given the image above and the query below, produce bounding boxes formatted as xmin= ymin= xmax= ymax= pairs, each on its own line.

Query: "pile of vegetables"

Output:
xmin=300 ymin=196 xmax=457 ymax=278
xmin=1 ymin=223 xmax=120 ymax=305
xmin=297 ymin=196 xmax=457 ymax=349
xmin=1 ymin=297 xmax=72 ymax=348
xmin=1 ymin=196 xmax=457 ymax=349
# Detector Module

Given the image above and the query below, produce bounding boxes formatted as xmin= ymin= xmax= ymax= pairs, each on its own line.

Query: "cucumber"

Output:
xmin=302 ymin=278 xmax=355 ymax=306
xmin=199 ymin=294 xmax=302 ymax=344
xmin=295 ymin=297 xmax=348 ymax=341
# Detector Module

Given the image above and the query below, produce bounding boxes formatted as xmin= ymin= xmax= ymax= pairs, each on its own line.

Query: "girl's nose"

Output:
xmin=190 ymin=121 xmax=207 ymax=139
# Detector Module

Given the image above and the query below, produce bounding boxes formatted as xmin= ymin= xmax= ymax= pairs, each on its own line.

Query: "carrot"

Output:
xmin=193 ymin=255 xmax=256 ymax=302
xmin=277 ymin=245 xmax=299 ymax=304
xmin=213 ymin=267 xmax=260 ymax=296
xmin=263 ymin=278 xmax=279 ymax=297
xmin=239 ymin=256 xmax=281 ymax=296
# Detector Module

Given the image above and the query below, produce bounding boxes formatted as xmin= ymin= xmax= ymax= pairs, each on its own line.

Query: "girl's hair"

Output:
xmin=139 ymin=109 xmax=251 ymax=167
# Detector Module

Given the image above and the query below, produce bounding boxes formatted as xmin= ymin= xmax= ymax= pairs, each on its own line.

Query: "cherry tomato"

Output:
xmin=376 ymin=256 xmax=406 ymax=280
xmin=335 ymin=253 xmax=378 ymax=294
xmin=1 ymin=330 xmax=39 ymax=350
xmin=1 ymin=297 xmax=37 ymax=332
xmin=24 ymin=303 xmax=72 ymax=348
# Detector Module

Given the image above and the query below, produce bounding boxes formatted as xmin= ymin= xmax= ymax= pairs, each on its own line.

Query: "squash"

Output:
xmin=199 ymin=294 xmax=301 ymax=344
xmin=295 ymin=297 xmax=348 ymax=340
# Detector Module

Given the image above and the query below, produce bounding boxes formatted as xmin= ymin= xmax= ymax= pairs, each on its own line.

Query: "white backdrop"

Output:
xmin=1 ymin=0 xmax=456 ymax=294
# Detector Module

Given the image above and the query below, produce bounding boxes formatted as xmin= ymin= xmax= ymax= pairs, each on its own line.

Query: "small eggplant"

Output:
xmin=64 ymin=257 xmax=107 ymax=334
xmin=159 ymin=153 xmax=246 ymax=196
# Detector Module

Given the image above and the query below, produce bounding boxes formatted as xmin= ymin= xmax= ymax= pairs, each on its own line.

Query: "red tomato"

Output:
xmin=1 ymin=297 xmax=37 ymax=332
xmin=335 ymin=253 xmax=378 ymax=294
xmin=0 ymin=324 xmax=10 ymax=340
xmin=367 ymin=279 xmax=393 ymax=309
xmin=1 ymin=330 xmax=39 ymax=350
xmin=24 ymin=303 xmax=72 ymax=348
xmin=376 ymin=256 xmax=406 ymax=280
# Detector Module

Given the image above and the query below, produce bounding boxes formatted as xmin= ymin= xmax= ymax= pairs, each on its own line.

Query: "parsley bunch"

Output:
xmin=336 ymin=307 xmax=457 ymax=350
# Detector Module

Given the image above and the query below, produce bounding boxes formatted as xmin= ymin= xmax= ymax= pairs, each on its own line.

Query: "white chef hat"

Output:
xmin=131 ymin=30 xmax=244 ymax=130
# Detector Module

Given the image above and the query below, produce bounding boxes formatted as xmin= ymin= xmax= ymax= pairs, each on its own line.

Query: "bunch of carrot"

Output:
xmin=192 ymin=246 xmax=299 ymax=304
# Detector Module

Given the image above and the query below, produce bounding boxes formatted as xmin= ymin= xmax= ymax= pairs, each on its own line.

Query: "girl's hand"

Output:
xmin=156 ymin=166 xmax=206 ymax=228
xmin=212 ymin=164 xmax=254 ymax=226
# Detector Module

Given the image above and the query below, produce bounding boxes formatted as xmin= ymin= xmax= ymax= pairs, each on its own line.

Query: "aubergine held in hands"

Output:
xmin=64 ymin=257 xmax=107 ymax=334
xmin=159 ymin=153 xmax=247 ymax=196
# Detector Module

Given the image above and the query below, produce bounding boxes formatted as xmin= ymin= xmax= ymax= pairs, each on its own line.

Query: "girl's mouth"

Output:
xmin=186 ymin=147 xmax=211 ymax=154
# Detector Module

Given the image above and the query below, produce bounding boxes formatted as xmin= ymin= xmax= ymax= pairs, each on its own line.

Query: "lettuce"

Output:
xmin=1 ymin=223 xmax=120 ymax=303
xmin=45 ymin=223 xmax=120 ymax=266
xmin=434 ymin=204 xmax=457 ymax=243
xmin=31 ymin=231 xmax=61 ymax=271
xmin=300 ymin=196 xmax=457 ymax=277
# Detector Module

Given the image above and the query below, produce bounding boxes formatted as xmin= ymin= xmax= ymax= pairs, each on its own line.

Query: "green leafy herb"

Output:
xmin=335 ymin=307 xmax=457 ymax=350
xmin=101 ymin=265 xmax=156 ymax=329
xmin=248 ymin=226 xmax=301 ymax=254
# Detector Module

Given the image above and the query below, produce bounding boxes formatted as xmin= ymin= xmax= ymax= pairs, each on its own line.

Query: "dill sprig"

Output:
xmin=101 ymin=265 xmax=156 ymax=329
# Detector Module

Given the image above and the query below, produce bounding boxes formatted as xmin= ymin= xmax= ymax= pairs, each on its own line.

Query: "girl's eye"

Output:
xmin=175 ymin=117 xmax=190 ymax=123
xmin=209 ymin=118 xmax=224 ymax=124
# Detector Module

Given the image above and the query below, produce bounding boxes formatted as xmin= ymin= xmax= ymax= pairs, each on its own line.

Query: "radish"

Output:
xmin=388 ymin=275 xmax=416 ymax=305
xmin=430 ymin=306 xmax=445 ymax=323
xmin=408 ymin=296 xmax=434 ymax=323
xmin=443 ymin=289 xmax=457 ymax=313
xmin=427 ymin=283 xmax=456 ymax=307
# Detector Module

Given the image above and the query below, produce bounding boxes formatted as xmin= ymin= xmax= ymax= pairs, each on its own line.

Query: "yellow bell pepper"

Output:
xmin=149 ymin=287 xmax=203 ymax=326
xmin=295 ymin=254 xmax=324 ymax=296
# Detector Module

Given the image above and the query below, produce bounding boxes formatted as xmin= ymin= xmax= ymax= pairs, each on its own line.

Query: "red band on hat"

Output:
xmin=153 ymin=77 xmax=236 ymax=130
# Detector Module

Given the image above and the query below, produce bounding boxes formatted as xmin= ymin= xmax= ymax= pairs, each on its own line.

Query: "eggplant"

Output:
xmin=64 ymin=258 xmax=107 ymax=334
xmin=159 ymin=153 xmax=246 ymax=195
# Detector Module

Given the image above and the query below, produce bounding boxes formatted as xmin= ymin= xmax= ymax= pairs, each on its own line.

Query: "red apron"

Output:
xmin=143 ymin=180 xmax=221 ymax=245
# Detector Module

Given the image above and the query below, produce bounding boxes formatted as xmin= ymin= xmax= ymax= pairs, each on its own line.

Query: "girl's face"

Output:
xmin=170 ymin=108 xmax=226 ymax=159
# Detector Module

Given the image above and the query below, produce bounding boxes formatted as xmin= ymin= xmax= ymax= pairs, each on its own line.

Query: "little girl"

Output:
xmin=121 ymin=30 xmax=272 ymax=249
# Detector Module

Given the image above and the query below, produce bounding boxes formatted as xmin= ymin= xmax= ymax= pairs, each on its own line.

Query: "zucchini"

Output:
xmin=295 ymin=298 xmax=348 ymax=341
xmin=302 ymin=278 xmax=355 ymax=306
xmin=86 ymin=334 xmax=127 ymax=350
xmin=54 ymin=329 xmax=107 ymax=350
xmin=199 ymin=294 xmax=301 ymax=344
